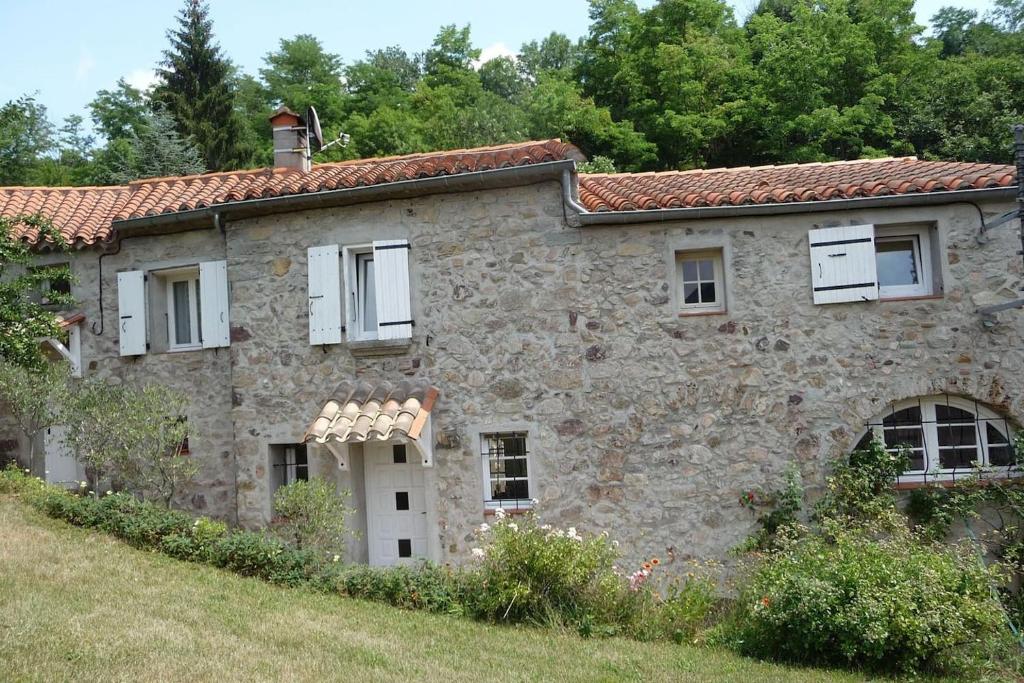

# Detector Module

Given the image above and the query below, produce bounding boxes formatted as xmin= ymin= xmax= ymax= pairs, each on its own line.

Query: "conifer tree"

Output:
xmin=154 ymin=0 xmax=248 ymax=171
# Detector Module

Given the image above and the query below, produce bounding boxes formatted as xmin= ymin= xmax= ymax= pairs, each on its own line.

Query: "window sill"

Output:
xmin=678 ymin=309 xmax=727 ymax=318
xmin=484 ymin=505 xmax=534 ymax=516
xmin=166 ymin=346 xmax=203 ymax=354
xmin=879 ymin=294 xmax=943 ymax=303
xmin=894 ymin=473 xmax=1021 ymax=490
xmin=347 ymin=338 xmax=412 ymax=357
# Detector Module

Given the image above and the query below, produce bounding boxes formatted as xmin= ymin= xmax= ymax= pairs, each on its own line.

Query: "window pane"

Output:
xmin=935 ymin=404 xmax=974 ymax=423
xmin=987 ymin=424 xmax=1014 ymax=466
xmin=884 ymin=427 xmax=923 ymax=451
xmin=906 ymin=450 xmax=926 ymax=472
xmin=940 ymin=448 xmax=977 ymax=470
xmin=195 ymin=278 xmax=202 ymax=341
xmin=172 ymin=280 xmax=192 ymax=344
xmin=699 ymin=282 xmax=716 ymax=303
xmin=698 ymin=259 xmax=714 ymax=280
xmin=359 ymin=256 xmax=377 ymax=333
xmin=937 ymin=424 xmax=977 ymax=447
xmin=492 ymin=479 xmax=530 ymax=500
xmin=682 ymin=260 xmax=698 ymax=281
xmin=876 ymin=239 xmax=919 ymax=287
xmin=883 ymin=407 xmax=922 ymax=427
xmin=501 ymin=435 xmax=527 ymax=457
xmin=499 ymin=458 xmax=528 ymax=479
xmin=683 ymin=282 xmax=699 ymax=304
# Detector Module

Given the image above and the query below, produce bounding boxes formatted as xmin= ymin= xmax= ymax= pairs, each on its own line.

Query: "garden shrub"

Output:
xmin=729 ymin=525 xmax=1007 ymax=675
xmin=271 ymin=476 xmax=353 ymax=559
xmin=337 ymin=562 xmax=467 ymax=615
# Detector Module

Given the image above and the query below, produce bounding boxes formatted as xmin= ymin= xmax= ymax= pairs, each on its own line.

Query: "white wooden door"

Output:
xmin=43 ymin=425 xmax=82 ymax=488
xmin=364 ymin=442 xmax=427 ymax=566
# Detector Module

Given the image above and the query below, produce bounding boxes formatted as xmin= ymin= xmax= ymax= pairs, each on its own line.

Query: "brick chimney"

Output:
xmin=269 ymin=106 xmax=310 ymax=172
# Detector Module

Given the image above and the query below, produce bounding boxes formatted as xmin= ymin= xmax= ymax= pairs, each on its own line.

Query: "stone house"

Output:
xmin=2 ymin=110 xmax=1022 ymax=565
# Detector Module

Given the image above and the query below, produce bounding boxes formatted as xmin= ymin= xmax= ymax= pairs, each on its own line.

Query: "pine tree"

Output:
xmin=154 ymin=0 xmax=248 ymax=171
xmin=112 ymin=106 xmax=206 ymax=183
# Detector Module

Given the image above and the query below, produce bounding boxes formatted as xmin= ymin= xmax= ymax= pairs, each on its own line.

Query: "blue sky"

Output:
xmin=0 ymin=0 xmax=996 ymax=132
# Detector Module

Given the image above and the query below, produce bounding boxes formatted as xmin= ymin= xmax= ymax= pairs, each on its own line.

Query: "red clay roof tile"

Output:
xmin=1 ymin=149 xmax=1017 ymax=246
xmin=577 ymin=157 xmax=1017 ymax=213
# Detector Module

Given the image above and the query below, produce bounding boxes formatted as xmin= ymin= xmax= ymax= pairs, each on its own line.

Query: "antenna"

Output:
xmin=314 ymin=132 xmax=352 ymax=156
xmin=306 ymin=106 xmax=325 ymax=152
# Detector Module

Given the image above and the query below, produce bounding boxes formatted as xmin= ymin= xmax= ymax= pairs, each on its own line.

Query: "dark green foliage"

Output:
xmin=728 ymin=528 xmax=1007 ymax=675
xmin=154 ymin=0 xmax=249 ymax=170
xmin=0 ymin=214 xmax=72 ymax=369
xmin=337 ymin=563 xmax=468 ymax=615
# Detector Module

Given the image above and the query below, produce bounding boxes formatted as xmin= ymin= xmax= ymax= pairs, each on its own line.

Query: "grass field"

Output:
xmin=0 ymin=497 xmax=884 ymax=682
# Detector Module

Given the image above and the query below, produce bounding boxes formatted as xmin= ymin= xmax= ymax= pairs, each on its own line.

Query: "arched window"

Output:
xmin=855 ymin=395 xmax=1017 ymax=483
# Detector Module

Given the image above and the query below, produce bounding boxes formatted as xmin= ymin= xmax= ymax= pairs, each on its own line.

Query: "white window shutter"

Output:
xmin=307 ymin=245 xmax=342 ymax=345
xmin=373 ymin=239 xmax=413 ymax=340
xmin=117 ymin=270 xmax=147 ymax=356
xmin=199 ymin=260 xmax=230 ymax=349
xmin=808 ymin=225 xmax=879 ymax=305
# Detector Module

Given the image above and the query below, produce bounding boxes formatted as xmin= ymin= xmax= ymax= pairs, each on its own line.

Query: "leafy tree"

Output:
xmin=112 ymin=106 xmax=206 ymax=182
xmin=479 ymin=56 xmax=527 ymax=101
xmin=117 ymin=385 xmax=196 ymax=507
xmin=89 ymin=79 xmax=150 ymax=142
xmin=272 ymin=476 xmax=353 ymax=555
xmin=154 ymin=0 xmax=249 ymax=170
xmin=62 ymin=380 xmax=196 ymax=503
xmin=0 ymin=215 xmax=71 ymax=369
xmin=0 ymin=360 xmax=70 ymax=475
xmin=345 ymin=46 xmax=421 ymax=115
xmin=519 ymin=32 xmax=582 ymax=81
xmin=0 ymin=95 xmax=55 ymax=185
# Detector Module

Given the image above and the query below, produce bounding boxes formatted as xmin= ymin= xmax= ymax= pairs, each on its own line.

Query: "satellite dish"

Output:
xmin=306 ymin=106 xmax=324 ymax=152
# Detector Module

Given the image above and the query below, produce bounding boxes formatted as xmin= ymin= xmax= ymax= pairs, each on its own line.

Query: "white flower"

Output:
xmin=471 ymin=547 xmax=486 ymax=560
xmin=332 ymin=554 xmax=340 ymax=563
xmin=612 ymin=540 xmax=620 ymax=548
xmin=105 ymin=490 xmax=113 ymax=496
xmin=478 ymin=522 xmax=490 ymax=533
xmin=530 ymin=498 xmax=539 ymax=506
xmin=507 ymin=522 xmax=518 ymax=532
xmin=493 ymin=508 xmax=506 ymax=520
xmin=540 ymin=524 xmax=552 ymax=531
xmin=79 ymin=481 xmax=87 ymax=488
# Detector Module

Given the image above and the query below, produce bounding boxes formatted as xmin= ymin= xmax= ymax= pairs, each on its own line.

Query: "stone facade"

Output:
xmin=21 ymin=178 xmax=1024 ymax=565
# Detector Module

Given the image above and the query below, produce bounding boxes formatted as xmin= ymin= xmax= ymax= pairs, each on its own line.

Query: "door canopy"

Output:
xmin=303 ymin=379 xmax=439 ymax=468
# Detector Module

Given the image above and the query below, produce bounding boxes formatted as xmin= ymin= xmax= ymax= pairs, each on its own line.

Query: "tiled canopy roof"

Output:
xmin=578 ymin=157 xmax=1017 ymax=212
xmin=1 ymin=147 xmax=1017 ymax=246
xmin=2 ymin=139 xmax=581 ymax=246
xmin=304 ymin=380 xmax=439 ymax=446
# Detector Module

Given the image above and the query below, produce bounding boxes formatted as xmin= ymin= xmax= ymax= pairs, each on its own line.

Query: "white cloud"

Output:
xmin=125 ymin=68 xmax=159 ymax=93
xmin=75 ymin=49 xmax=96 ymax=83
xmin=472 ymin=42 xmax=516 ymax=69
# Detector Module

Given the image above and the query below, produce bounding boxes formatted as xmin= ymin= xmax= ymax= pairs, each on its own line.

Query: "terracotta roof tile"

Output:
xmin=2 ymin=140 xmax=581 ymax=246
xmin=579 ymin=157 xmax=1018 ymax=212
xmin=2 ymin=149 xmax=1017 ymax=246
xmin=304 ymin=379 xmax=439 ymax=445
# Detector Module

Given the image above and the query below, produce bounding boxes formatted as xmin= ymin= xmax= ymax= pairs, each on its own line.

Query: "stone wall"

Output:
xmin=22 ymin=180 xmax=1023 ymax=565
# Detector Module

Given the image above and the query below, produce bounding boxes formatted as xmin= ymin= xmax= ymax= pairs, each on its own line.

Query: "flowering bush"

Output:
xmin=465 ymin=508 xmax=624 ymax=631
xmin=727 ymin=526 xmax=1008 ymax=675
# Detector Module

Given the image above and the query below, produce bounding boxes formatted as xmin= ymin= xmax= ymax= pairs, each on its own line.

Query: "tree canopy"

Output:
xmin=1 ymin=0 xmax=1022 ymax=186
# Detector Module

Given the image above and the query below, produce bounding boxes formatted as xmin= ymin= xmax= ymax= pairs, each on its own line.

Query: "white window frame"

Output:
xmin=480 ymin=431 xmax=535 ymax=511
xmin=343 ymin=245 xmax=378 ymax=342
xmin=676 ymin=249 xmax=726 ymax=314
xmin=858 ymin=396 xmax=1016 ymax=484
xmin=163 ymin=268 xmax=202 ymax=351
xmin=874 ymin=226 xmax=933 ymax=299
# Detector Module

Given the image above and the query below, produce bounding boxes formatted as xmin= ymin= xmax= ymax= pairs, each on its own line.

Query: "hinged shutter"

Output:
xmin=200 ymin=260 xmax=230 ymax=349
xmin=808 ymin=225 xmax=879 ymax=305
xmin=307 ymin=245 xmax=342 ymax=345
xmin=373 ymin=239 xmax=413 ymax=340
xmin=117 ymin=270 xmax=147 ymax=356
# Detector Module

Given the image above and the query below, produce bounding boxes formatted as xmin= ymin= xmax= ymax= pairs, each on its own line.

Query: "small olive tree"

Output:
xmin=62 ymin=379 xmax=197 ymax=503
xmin=0 ymin=360 xmax=69 ymax=474
xmin=272 ymin=476 xmax=353 ymax=557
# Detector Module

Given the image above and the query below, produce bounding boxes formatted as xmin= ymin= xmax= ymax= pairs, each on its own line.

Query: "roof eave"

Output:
xmin=576 ymin=186 xmax=1018 ymax=225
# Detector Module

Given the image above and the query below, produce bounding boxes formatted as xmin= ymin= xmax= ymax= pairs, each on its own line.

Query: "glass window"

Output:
xmin=676 ymin=249 xmax=725 ymax=314
xmin=874 ymin=227 xmax=933 ymax=299
xmin=857 ymin=397 xmax=1016 ymax=483
xmin=357 ymin=252 xmax=377 ymax=334
xmin=270 ymin=444 xmax=309 ymax=497
xmin=165 ymin=271 xmax=202 ymax=350
xmin=482 ymin=432 xmax=533 ymax=509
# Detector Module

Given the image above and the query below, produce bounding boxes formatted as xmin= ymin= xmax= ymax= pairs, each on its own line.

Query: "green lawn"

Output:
xmin=0 ymin=497 xmax=881 ymax=683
